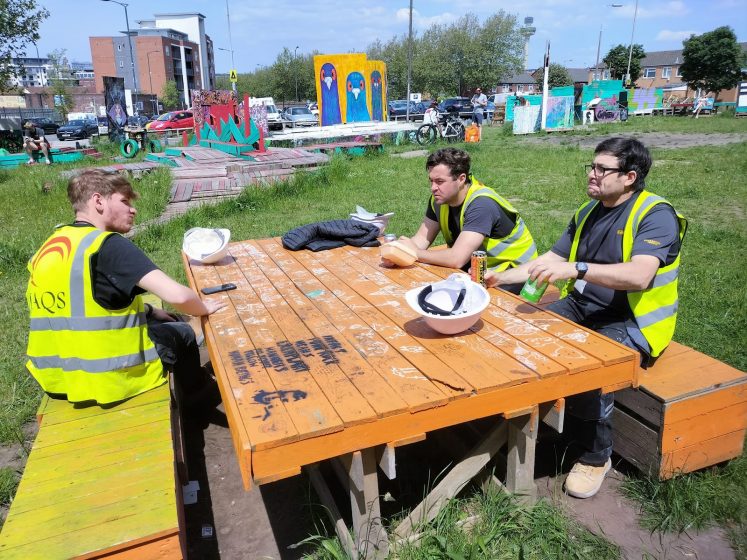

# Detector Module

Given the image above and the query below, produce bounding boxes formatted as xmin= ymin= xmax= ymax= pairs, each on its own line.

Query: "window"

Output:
xmin=117 ymin=44 xmax=122 ymax=52
xmin=165 ymin=46 xmax=170 ymax=56
xmin=501 ymin=84 xmax=509 ymax=92
xmin=119 ymin=60 xmax=123 ymax=68
xmin=526 ymin=84 xmax=534 ymax=92
xmin=643 ymin=68 xmax=656 ymax=78
xmin=662 ymin=67 xmax=671 ymax=79
xmin=675 ymin=66 xmax=683 ymax=77
xmin=517 ymin=84 xmax=524 ymax=92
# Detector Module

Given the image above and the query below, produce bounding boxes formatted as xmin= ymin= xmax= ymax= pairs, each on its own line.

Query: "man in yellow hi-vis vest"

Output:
xmin=26 ymin=169 xmax=226 ymax=406
xmin=486 ymin=137 xmax=686 ymax=499
xmin=388 ymin=148 xmax=537 ymax=293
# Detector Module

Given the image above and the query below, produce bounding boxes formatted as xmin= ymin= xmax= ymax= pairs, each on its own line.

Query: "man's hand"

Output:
xmin=151 ymin=307 xmax=178 ymax=322
xmin=527 ymin=260 xmax=578 ymax=285
xmin=203 ymin=299 xmax=227 ymax=315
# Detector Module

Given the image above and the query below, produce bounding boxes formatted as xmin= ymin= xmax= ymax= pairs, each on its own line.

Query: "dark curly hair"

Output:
xmin=426 ymin=148 xmax=471 ymax=180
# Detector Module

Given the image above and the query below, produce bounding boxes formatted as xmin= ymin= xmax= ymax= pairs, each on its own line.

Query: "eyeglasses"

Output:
xmin=584 ymin=163 xmax=622 ymax=178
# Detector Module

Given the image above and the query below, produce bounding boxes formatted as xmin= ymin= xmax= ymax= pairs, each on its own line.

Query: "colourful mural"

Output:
xmin=191 ymin=89 xmax=262 ymax=156
xmin=313 ymin=54 xmax=387 ymax=126
xmin=545 ymin=96 xmax=575 ymax=130
xmin=628 ymin=88 xmax=664 ymax=113
xmin=513 ymin=105 xmax=541 ymax=134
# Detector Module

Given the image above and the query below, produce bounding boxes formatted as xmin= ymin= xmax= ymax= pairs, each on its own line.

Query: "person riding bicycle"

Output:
xmin=384 ymin=148 xmax=537 ymax=293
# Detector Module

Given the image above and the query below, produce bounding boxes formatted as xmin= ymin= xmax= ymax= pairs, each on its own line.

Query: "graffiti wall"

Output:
xmin=513 ymin=105 xmax=541 ymax=134
xmin=313 ymin=54 xmax=387 ymax=126
xmin=628 ymin=88 xmax=663 ymax=113
xmin=103 ymin=76 xmax=128 ymax=141
xmin=545 ymin=96 xmax=575 ymax=130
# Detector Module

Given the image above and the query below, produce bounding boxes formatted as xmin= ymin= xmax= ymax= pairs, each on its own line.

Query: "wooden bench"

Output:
xmin=0 ymin=382 xmax=186 ymax=559
xmin=613 ymin=342 xmax=747 ymax=479
xmin=537 ymin=285 xmax=747 ymax=479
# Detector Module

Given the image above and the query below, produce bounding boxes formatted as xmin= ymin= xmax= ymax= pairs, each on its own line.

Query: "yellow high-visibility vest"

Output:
xmin=431 ymin=178 xmax=537 ymax=271
xmin=560 ymin=191 xmax=687 ymax=357
xmin=26 ymin=225 xmax=165 ymax=404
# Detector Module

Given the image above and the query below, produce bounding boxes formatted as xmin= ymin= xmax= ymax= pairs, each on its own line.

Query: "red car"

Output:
xmin=147 ymin=110 xmax=194 ymax=130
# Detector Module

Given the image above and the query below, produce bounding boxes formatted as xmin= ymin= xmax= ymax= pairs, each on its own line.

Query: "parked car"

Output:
xmin=148 ymin=111 xmax=194 ymax=131
xmin=264 ymin=104 xmax=284 ymax=131
xmin=57 ymin=119 xmax=98 ymax=140
xmin=282 ymin=106 xmax=318 ymax=127
xmin=97 ymin=116 xmax=109 ymax=135
xmin=438 ymin=97 xmax=473 ymax=119
xmin=31 ymin=118 xmax=60 ymax=135
xmin=127 ymin=115 xmax=151 ymax=128
xmin=387 ymin=100 xmax=418 ymax=120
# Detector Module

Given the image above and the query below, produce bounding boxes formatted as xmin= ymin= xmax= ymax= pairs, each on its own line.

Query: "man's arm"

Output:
xmin=526 ymin=255 xmax=660 ymax=290
xmin=485 ymin=250 xmax=566 ymax=287
xmin=398 ymin=219 xmax=485 ymax=269
xmin=138 ymin=269 xmax=226 ymax=316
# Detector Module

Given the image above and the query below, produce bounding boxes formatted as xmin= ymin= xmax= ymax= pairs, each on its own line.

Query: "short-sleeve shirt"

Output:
xmin=551 ymin=192 xmax=681 ymax=316
xmin=72 ymin=222 xmax=159 ymax=310
xmin=26 ymin=127 xmax=46 ymax=141
xmin=425 ymin=194 xmax=517 ymax=270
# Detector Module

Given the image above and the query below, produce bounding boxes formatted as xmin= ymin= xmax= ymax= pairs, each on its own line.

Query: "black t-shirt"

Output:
xmin=551 ymin=193 xmax=681 ymax=315
xmin=72 ymin=222 xmax=159 ymax=310
xmin=25 ymin=127 xmax=46 ymax=141
xmin=425 ymin=195 xmax=516 ymax=244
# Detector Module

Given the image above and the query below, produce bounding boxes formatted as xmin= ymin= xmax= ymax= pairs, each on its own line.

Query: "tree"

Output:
xmin=602 ymin=44 xmax=645 ymax=83
xmin=534 ymin=63 xmax=573 ymax=91
xmin=680 ymin=26 xmax=746 ymax=98
xmin=0 ymin=0 xmax=50 ymax=92
xmin=47 ymin=49 xmax=74 ymax=120
xmin=160 ymin=80 xmax=180 ymax=110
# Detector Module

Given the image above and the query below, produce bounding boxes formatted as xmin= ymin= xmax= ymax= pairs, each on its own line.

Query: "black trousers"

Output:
xmin=147 ymin=318 xmax=205 ymax=394
xmin=547 ymin=297 xmax=637 ymax=466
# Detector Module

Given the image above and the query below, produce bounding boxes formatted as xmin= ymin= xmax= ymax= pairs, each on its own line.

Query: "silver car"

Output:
xmin=282 ymin=106 xmax=318 ymax=128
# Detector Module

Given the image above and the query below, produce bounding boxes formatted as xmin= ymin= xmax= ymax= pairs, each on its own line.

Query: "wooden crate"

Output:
xmin=613 ymin=342 xmax=747 ymax=479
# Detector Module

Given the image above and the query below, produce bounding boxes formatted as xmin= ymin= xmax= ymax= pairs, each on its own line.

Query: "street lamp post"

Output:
xmin=294 ymin=46 xmax=299 ymax=102
xmin=625 ymin=0 xmax=639 ymax=86
xmin=224 ymin=0 xmax=237 ymax=93
xmin=593 ymin=4 xmax=623 ymax=81
xmin=146 ymin=50 xmax=160 ymax=115
xmin=101 ymin=0 xmax=138 ymax=113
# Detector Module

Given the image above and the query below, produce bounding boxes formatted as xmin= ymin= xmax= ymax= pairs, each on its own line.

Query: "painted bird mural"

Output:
xmin=319 ymin=62 xmax=341 ymax=126
xmin=346 ymin=71 xmax=370 ymax=123
xmin=371 ymin=71 xmax=383 ymax=121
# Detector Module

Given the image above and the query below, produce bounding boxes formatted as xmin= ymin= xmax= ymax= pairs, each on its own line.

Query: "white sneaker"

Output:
xmin=45 ymin=158 xmax=52 ymax=165
xmin=564 ymin=459 xmax=611 ymax=498
xmin=27 ymin=158 xmax=34 ymax=164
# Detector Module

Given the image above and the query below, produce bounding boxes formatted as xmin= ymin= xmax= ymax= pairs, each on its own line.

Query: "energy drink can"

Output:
xmin=383 ymin=233 xmax=397 ymax=243
xmin=470 ymin=251 xmax=487 ymax=286
xmin=520 ymin=277 xmax=549 ymax=303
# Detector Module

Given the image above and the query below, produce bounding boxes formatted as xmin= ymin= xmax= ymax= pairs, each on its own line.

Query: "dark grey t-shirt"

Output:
xmin=426 ymin=195 xmax=516 ymax=270
xmin=551 ymin=193 xmax=681 ymax=315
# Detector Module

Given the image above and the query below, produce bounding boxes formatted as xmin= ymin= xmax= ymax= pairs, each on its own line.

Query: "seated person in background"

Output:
xmin=23 ymin=121 xmax=51 ymax=165
xmin=389 ymin=148 xmax=537 ymax=293
xmin=26 ymin=169 xmax=226 ymax=406
xmin=485 ymin=137 xmax=687 ymax=499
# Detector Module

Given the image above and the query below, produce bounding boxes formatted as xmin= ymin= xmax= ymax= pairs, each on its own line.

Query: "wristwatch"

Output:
xmin=575 ymin=262 xmax=589 ymax=280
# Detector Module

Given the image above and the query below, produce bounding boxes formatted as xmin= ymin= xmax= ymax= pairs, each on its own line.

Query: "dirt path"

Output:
xmin=521 ymin=131 xmax=747 ymax=149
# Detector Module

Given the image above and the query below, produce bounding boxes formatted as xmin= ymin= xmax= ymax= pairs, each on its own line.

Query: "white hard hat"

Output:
xmin=405 ymin=274 xmax=490 ymax=335
xmin=182 ymin=227 xmax=231 ymax=264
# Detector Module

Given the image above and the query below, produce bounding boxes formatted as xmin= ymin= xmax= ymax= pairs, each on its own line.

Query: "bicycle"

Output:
xmin=415 ymin=112 xmax=465 ymax=145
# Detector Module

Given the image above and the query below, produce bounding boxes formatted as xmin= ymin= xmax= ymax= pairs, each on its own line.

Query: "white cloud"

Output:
xmin=395 ymin=9 xmax=459 ymax=28
xmin=656 ymin=30 xmax=696 ymax=42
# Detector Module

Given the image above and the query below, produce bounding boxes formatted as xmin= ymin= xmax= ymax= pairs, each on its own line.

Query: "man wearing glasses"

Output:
xmin=486 ymin=137 xmax=687 ymax=499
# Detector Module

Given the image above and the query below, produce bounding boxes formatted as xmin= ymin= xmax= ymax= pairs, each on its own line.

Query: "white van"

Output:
xmin=249 ymin=97 xmax=283 ymax=131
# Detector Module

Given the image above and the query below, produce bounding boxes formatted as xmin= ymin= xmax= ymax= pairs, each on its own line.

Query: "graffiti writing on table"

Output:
xmin=228 ymin=335 xmax=347 ymax=384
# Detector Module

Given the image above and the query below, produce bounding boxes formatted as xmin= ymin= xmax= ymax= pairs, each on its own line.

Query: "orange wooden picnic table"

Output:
xmin=183 ymin=237 xmax=640 ymax=558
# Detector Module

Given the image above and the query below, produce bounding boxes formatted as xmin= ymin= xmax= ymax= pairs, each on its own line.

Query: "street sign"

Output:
xmin=229 ymin=69 xmax=238 ymax=83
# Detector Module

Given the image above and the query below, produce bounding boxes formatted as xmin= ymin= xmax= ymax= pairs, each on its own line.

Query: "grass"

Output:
xmin=0 ymin=115 xmax=746 ymax=551
xmin=0 ymin=468 xmax=19 ymax=509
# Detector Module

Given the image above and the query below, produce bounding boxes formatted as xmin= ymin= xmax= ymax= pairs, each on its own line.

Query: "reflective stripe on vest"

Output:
xmin=560 ymin=191 xmax=687 ymax=357
xmin=26 ymin=226 xmax=164 ymax=404
xmin=431 ymin=179 xmax=537 ymax=271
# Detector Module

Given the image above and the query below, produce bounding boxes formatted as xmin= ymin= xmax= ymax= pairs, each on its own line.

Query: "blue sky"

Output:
xmin=32 ymin=0 xmax=747 ymax=73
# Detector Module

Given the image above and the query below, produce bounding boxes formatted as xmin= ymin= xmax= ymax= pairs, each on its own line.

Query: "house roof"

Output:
xmin=567 ymin=68 xmax=590 ymax=83
xmin=501 ymin=72 xmax=536 ymax=84
xmin=641 ymin=42 xmax=747 ymax=67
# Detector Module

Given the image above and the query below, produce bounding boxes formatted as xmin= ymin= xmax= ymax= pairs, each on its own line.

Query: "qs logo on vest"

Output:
xmin=28 ymin=235 xmax=71 ymax=313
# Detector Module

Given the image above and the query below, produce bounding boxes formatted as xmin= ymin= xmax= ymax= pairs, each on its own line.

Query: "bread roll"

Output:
xmin=380 ymin=241 xmax=417 ymax=267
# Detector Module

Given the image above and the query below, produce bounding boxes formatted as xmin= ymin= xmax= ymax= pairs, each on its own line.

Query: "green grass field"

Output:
xmin=1 ymin=116 xmax=745 ymax=555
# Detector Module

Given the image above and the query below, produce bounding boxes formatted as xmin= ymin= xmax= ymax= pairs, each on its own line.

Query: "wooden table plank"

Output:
xmin=323 ymin=246 xmax=544 ymax=390
xmin=232 ymin=242 xmax=411 ymax=420
xmin=189 ymin=259 xmax=301 ymax=450
xmin=224 ymin=243 xmax=379 ymax=426
xmin=256 ymin=239 xmax=450 ymax=412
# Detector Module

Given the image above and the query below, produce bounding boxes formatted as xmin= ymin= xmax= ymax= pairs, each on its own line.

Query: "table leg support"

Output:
xmin=347 ymin=449 xmax=389 ymax=560
xmin=506 ymin=406 xmax=539 ymax=503
xmin=307 ymin=464 xmax=359 ymax=560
